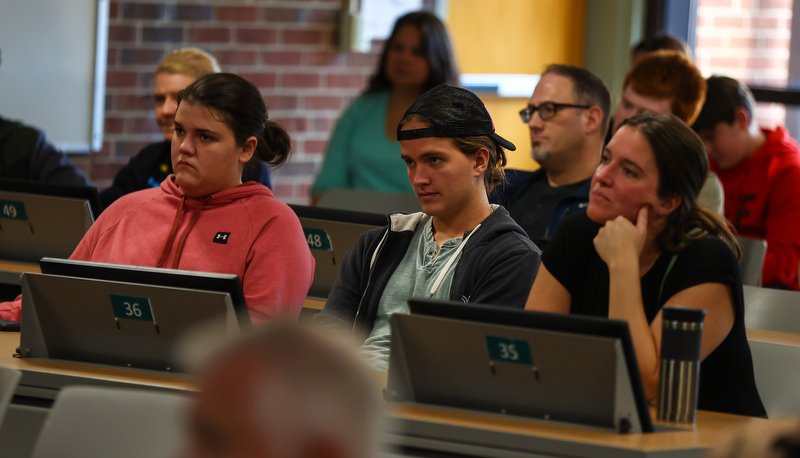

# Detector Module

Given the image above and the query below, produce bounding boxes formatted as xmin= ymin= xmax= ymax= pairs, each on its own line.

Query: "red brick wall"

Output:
xmin=71 ymin=1 xmax=431 ymax=205
xmin=694 ymin=0 xmax=793 ymax=127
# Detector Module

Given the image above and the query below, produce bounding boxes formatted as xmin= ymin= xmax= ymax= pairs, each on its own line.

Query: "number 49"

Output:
xmin=2 ymin=204 xmax=17 ymax=219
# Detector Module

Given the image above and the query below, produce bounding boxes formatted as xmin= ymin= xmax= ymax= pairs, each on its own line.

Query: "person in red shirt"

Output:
xmin=693 ymin=75 xmax=800 ymax=290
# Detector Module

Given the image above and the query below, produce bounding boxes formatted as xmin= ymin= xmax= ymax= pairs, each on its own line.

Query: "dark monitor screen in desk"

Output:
xmin=388 ymin=300 xmax=654 ymax=434
xmin=20 ymin=259 xmax=252 ymax=372
xmin=0 ymin=179 xmax=99 ymax=263
xmin=290 ymin=204 xmax=386 ymax=299
xmin=38 ymin=257 xmax=251 ymax=326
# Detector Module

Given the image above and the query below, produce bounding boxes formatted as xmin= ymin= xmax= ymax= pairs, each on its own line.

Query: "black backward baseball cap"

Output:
xmin=396 ymin=84 xmax=516 ymax=151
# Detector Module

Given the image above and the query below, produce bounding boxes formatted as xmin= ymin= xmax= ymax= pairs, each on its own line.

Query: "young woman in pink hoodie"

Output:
xmin=1 ymin=73 xmax=314 ymax=323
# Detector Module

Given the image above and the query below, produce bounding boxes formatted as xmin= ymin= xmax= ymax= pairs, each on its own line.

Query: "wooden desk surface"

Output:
xmin=0 ymin=332 xmax=193 ymax=392
xmin=303 ymin=297 xmax=325 ymax=310
xmin=0 ymin=261 xmax=40 ymax=275
xmin=386 ymin=403 xmax=767 ymax=455
xmin=747 ymin=327 xmax=800 ymax=346
xmin=0 ymin=260 xmax=40 ymax=286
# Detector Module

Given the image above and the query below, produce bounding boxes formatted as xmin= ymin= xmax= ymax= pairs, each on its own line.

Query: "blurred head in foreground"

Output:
xmin=706 ymin=417 xmax=800 ymax=458
xmin=181 ymin=322 xmax=382 ymax=458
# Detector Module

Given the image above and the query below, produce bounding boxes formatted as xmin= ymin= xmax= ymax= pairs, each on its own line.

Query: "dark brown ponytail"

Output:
xmin=178 ymin=73 xmax=294 ymax=173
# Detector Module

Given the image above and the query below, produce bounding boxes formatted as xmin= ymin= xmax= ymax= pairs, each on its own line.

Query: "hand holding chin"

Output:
xmin=594 ymin=205 xmax=649 ymax=268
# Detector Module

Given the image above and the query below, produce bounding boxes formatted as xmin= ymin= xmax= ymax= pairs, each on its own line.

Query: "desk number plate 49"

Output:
xmin=0 ymin=200 xmax=28 ymax=221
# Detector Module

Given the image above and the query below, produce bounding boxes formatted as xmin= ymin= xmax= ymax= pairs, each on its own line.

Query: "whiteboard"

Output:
xmin=0 ymin=0 xmax=108 ymax=153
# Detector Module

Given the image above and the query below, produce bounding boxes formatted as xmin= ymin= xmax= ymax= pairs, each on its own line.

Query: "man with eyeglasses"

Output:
xmin=492 ymin=64 xmax=610 ymax=248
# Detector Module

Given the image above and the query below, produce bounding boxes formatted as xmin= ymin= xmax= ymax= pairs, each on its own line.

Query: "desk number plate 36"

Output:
xmin=110 ymin=294 xmax=155 ymax=322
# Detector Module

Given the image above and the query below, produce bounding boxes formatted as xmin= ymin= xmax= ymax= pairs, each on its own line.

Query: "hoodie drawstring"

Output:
xmin=156 ymin=196 xmax=186 ymax=268
xmin=156 ymin=195 xmax=211 ymax=268
xmin=171 ymin=196 xmax=211 ymax=269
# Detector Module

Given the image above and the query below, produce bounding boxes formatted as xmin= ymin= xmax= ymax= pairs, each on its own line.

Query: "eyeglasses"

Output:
xmin=519 ymin=102 xmax=592 ymax=122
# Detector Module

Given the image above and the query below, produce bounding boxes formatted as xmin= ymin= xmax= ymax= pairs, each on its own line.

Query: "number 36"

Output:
xmin=124 ymin=302 xmax=142 ymax=318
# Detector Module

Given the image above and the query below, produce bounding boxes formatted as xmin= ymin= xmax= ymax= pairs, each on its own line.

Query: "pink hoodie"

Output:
xmin=0 ymin=177 xmax=314 ymax=323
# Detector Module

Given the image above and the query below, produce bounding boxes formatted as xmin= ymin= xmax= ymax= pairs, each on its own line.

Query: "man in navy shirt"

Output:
xmin=492 ymin=64 xmax=610 ymax=248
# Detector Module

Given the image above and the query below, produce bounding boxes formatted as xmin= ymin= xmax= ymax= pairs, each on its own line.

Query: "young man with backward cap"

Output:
xmin=315 ymin=84 xmax=541 ymax=370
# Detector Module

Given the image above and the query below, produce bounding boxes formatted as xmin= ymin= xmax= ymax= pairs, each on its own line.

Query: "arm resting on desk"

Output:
xmin=0 ymin=296 xmax=21 ymax=322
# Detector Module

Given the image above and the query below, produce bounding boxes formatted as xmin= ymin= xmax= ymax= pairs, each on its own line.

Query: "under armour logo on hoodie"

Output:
xmin=213 ymin=232 xmax=231 ymax=244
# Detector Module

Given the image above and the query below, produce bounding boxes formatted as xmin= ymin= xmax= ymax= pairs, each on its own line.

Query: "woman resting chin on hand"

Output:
xmin=525 ymin=113 xmax=765 ymax=418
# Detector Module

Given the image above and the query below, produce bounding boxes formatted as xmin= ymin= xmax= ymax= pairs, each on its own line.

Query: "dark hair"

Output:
xmin=542 ymin=63 xmax=612 ymax=137
xmin=366 ymin=11 xmax=459 ymax=93
xmin=773 ymin=434 xmax=800 ymax=458
xmin=692 ymin=75 xmax=756 ymax=132
xmin=398 ymin=111 xmax=506 ymax=192
xmin=177 ymin=73 xmax=291 ymax=170
xmin=620 ymin=113 xmax=739 ymax=257
xmin=631 ymin=32 xmax=692 ymax=59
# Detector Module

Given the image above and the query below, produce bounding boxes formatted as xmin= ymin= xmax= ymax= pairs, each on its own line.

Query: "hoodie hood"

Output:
xmin=387 ymin=204 xmax=531 ymax=254
xmin=713 ymin=126 xmax=800 ymax=176
xmin=156 ymin=176 xmax=273 ymax=268
xmin=160 ymin=175 xmax=273 ymax=206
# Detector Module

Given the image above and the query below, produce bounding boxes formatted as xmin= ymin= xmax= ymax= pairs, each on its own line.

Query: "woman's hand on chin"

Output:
xmin=594 ymin=205 xmax=649 ymax=269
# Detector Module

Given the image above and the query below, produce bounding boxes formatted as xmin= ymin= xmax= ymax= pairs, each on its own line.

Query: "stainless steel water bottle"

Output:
xmin=657 ymin=306 xmax=706 ymax=423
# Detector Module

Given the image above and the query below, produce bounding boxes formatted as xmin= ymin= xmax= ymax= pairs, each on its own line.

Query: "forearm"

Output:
xmin=524 ymin=263 xmax=570 ymax=313
xmin=607 ymin=262 xmax=660 ymax=399
xmin=0 ymin=296 xmax=22 ymax=322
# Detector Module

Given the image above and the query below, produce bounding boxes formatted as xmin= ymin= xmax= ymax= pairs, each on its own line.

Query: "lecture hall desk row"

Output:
xmin=0 ymin=329 xmax=786 ymax=458
xmin=0 ymin=261 xmax=790 ymax=457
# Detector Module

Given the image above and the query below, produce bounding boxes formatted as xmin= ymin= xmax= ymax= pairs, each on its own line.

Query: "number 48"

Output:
xmin=306 ymin=233 xmax=322 ymax=248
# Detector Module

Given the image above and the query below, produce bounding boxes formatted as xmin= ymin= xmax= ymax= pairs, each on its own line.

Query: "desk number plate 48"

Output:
xmin=303 ymin=228 xmax=332 ymax=251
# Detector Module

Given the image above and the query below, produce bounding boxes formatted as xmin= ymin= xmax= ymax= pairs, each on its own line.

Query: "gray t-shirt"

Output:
xmin=361 ymin=216 xmax=466 ymax=370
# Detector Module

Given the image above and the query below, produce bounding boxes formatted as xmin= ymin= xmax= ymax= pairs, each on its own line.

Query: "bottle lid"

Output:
xmin=662 ymin=306 xmax=706 ymax=323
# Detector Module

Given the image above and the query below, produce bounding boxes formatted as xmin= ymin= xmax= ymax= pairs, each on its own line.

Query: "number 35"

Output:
xmin=498 ymin=342 xmax=519 ymax=361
